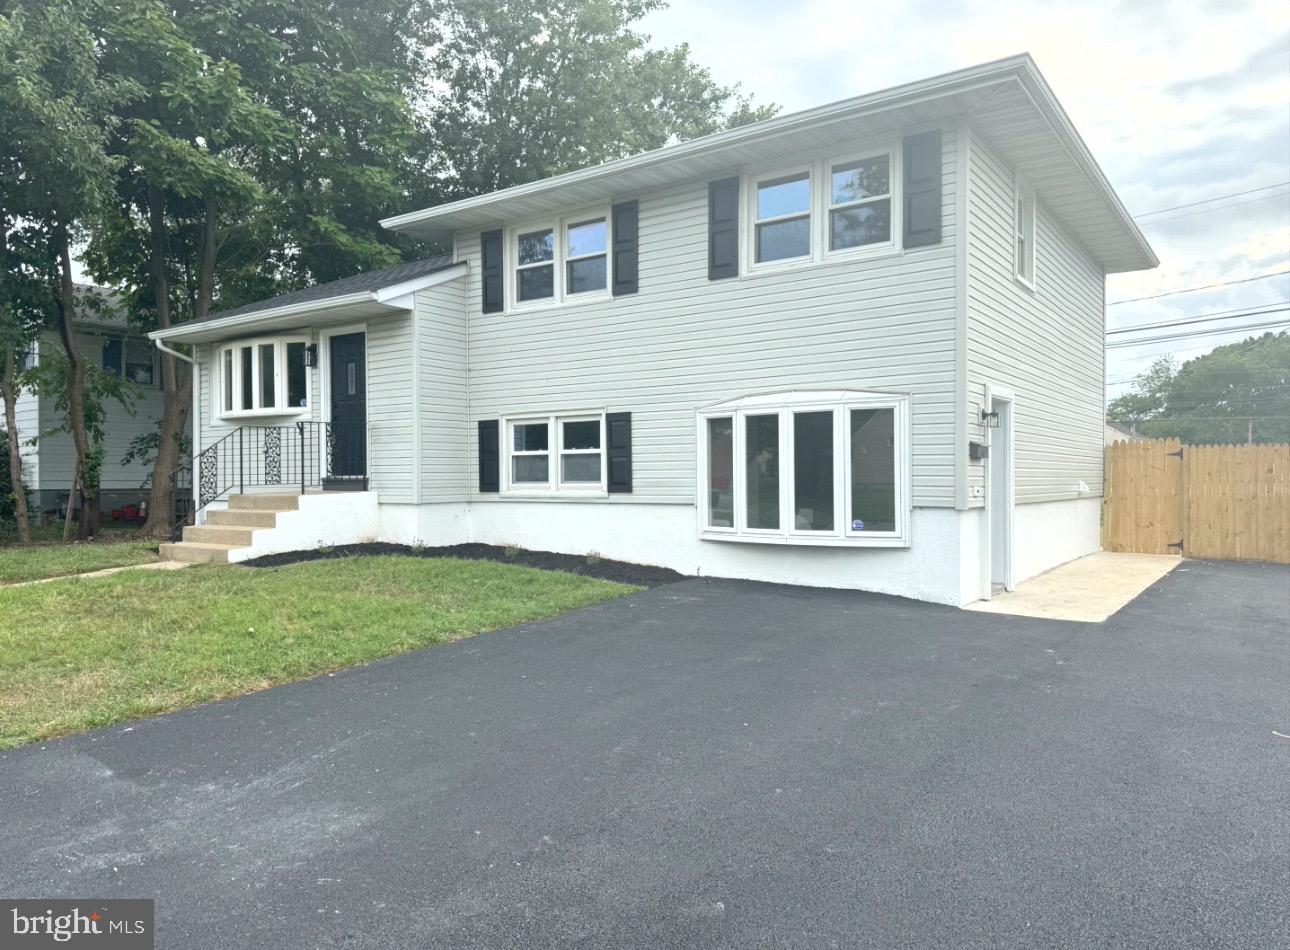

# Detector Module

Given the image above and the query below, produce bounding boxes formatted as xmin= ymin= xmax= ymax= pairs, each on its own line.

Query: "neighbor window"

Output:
xmin=565 ymin=218 xmax=608 ymax=295
xmin=828 ymin=151 xmax=892 ymax=251
xmin=515 ymin=227 xmax=555 ymax=302
xmin=1014 ymin=177 xmax=1036 ymax=286
xmin=102 ymin=337 xmax=156 ymax=387
xmin=504 ymin=412 xmax=606 ymax=493
xmin=698 ymin=391 xmax=909 ymax=546
xmin=216 ymin=335 xmax=310 ymax=418
xmin=754 ymin=171 xmax=812 ymax=264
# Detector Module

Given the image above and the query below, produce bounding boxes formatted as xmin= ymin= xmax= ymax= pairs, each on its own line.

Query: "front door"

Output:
xmin=328 ymin=332 xmax=367 ymax=482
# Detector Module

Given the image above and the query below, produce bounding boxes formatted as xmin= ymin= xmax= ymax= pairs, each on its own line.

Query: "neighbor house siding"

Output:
xmin=14 ymin=381 xmax=40 ymax=490
xmin=457 ymin=126 xmax=960 ymax=508
xmin=417 ymin=284 xmax=470 ymax=502
xmin=964 ymin=127 xmax=1106 ymax=504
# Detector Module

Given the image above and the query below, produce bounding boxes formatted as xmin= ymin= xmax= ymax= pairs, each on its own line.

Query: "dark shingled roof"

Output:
xmin=199 ymin=256 xmax=457 ymax=323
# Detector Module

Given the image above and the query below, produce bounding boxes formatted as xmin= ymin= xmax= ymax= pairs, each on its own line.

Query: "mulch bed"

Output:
xmin=239 ymin=542 xmax=689 ymax=588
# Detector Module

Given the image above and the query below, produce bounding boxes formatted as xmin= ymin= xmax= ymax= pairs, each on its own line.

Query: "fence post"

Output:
xmin=238 ymin=427 xmax=245 ymax=497
xmin=298 ymin=422 xmax=305 ymax=494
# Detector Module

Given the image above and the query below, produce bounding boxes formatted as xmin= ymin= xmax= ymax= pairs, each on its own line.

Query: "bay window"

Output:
xmin=504 ymin=412 xmax=606 ymax=493
xmin=215 ymin=335 xmax=310 ymax=419
xmin=698 ymin=391 xmax=910 ymax=546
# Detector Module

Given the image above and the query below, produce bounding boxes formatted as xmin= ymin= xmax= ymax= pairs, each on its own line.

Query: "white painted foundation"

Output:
xmin=225 ymin=491 xmax=381 ymax=563
xmin=1010 ymin=496 xmax=1102 ymax=584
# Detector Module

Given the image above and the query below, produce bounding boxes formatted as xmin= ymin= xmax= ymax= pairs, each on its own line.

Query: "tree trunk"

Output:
xmin=140 ymin=185 xmax=200 ymax=540
xmin=53 ymin=224 xmax=96 ymax=540
xmin=2 ymin=350 xmax=31 ymax=543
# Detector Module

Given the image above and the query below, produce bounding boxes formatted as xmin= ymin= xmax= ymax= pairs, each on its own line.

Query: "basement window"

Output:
xmin=503 ymin=412 xmax=606 ymax=494
xmin=215 ymin=335 xmax=311 ymax=420
xmin=698 ymin=390 xmax=910 ymax=546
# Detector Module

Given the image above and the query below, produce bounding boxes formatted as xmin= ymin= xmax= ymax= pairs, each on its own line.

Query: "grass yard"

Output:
xmin=0 ymin=537 xmax=159 ymax=585
xmin=0 ymin=556 xmax=637 ymax=749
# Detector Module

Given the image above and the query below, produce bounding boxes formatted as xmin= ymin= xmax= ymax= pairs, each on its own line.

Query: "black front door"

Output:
xmin=328 ymin=332 xmax=366 ymax=481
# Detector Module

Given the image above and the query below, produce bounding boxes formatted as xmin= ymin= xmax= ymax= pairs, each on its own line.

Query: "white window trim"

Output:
xmin=501 ymin=411 xmax=608 ymax=496
xmin=1014 ymin=174 xmax=1036 ymax=291
xmin=747 ymin=165 xmax=815 ymax=271
xmin=506 ymin=206 xmax=612 ymax=313
xmin=741 ymin=141 xmax=905 ymax=276
xmin=823 ymin=145 xmax=899 ymax=259
xmin=213 ymin=334 xmax=312 ymax=422
xmin=564 ymin=216 xmax=611 ymax=299
xmin=696 ymin=390 xmax=911 ymax=548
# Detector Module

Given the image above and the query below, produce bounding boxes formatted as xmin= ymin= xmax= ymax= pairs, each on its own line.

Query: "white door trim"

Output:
xmin=984 ymin=384 xmax=1016 ymax=597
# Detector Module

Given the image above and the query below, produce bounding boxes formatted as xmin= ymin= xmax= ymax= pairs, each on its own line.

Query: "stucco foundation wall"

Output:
xmin=1011 ymin=497 xmax=1101 ymax=584
xmin=224 ymin=491 xmax=382 ymax=563
xmin=378 ymin=502 xmax=471 ymax=547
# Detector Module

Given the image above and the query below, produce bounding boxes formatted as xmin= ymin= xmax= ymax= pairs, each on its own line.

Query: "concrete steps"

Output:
xmin=160 ymin=493 xmax=301 ymax=563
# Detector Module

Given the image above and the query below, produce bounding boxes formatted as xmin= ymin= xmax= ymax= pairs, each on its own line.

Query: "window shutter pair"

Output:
xmin=479 ymin=205 xmax=638 ymax=313
xmin=706 ymin=130 xmax=943 ymax=272
xmin=477 ymin=413 xmax=632 ymax=493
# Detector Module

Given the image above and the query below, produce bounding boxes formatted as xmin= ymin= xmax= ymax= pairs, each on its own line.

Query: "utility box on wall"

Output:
xmin=969 ymin=441 xmax=989 ymax=461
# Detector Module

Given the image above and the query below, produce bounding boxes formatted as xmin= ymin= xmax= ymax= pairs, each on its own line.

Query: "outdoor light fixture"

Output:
xmin=981 ymin=408 xmax=1000 ymax=428
xmin=303 ymin=343 xmax=319 ymax=368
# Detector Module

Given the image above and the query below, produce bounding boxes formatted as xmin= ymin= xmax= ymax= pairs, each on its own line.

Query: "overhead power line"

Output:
xmin=1136 ymin=192 xmax=1290 ymax=227
xmin=1105 ymin=317 xmax=1290 ymax=349
xmin=1107 ymin=269 xmax=1290 ymax=305
xmin=1106 ymin=302 xmax=1290 ymax=335
xmin=1133 ymin=181 xmax=1290 ymax=218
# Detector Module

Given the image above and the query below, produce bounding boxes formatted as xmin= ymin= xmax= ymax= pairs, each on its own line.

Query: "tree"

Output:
xmin=423 ymin=0 xmax=777 ymax=201
xmin=1108 ymin=333 xmax=1290 ymax=444
xmin=0 ymin=225 xmax=48 ymax=543
xmin=0 ymin=0 xmax=134 ymax=539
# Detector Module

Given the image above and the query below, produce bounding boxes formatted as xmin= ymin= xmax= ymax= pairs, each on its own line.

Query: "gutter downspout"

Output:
xmin=154 ymin=339 xmax=200 ymax=522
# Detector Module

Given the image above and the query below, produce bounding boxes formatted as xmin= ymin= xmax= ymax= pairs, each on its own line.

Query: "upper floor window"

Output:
xmin=103 ymin=337 xmax=155 ymax=387
xmin=698 ymin=390 xmax=910 ymax=547
xmin=216 ymin=335 xmax=310 ymax=420
xmin=509 ymin=209 xmax=611 ymax=309
xmin=745 ymin=143 xmax=901 ymax=272
xmin=754 ymin=171 xmax=812 ymax=264
xmin=1014 ymin=176 xmax=1036 ymax=287
xmin=829 ymin=151 xmax=892 ymax=251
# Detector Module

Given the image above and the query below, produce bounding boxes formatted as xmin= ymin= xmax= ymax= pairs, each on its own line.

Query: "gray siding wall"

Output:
xmin=456 ymin=126 xmax=960 ymax=507
xmin=417 ymin=284 xmax=470 ymax=502
xmin=964 ymin=127 xmax=1106 ymax=504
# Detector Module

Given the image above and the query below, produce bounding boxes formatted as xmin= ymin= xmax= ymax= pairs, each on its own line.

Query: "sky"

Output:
xmin=642 ymin=0 xmax=1290 ymax=400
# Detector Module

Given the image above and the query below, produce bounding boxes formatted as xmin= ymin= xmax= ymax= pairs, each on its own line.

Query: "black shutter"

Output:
xmin=478 ymin=419 xmax=500 ymax=492
xmin=903 ymin=130 xmax=942 ymax=248
xmin=611 ymin=200 xmax=639 ymax=296
xmin=606 ymin=411 xmax=632 ymax=493
xmin=708 ymin=177 xmax=739 ymax=280
xmin=480 ymin=229 xmax=504 ymax=313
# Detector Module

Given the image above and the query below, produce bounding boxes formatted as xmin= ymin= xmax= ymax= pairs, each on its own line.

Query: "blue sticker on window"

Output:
xmin=851 ymin=519 xmax=865 ymax=531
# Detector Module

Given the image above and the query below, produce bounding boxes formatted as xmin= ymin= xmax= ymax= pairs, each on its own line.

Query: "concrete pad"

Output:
xmin=3 ymin=559 xmax=189 ymax=589
xmin=963 ymin=551 xmax=1180 ymax=623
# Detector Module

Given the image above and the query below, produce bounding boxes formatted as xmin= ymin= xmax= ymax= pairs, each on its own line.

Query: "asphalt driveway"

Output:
xmin=2 ymin=559 xmax=1286 ymax=948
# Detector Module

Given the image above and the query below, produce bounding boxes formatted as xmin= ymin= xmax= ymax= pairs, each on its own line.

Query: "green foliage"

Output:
xmin=1108 ymin=333 xmax=1290 ymax=444
xmin=0 ymin=429 xmax=26 ymax=537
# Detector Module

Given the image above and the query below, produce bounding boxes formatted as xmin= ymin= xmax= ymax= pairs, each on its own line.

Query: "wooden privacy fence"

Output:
xmin=1104 ymin=438 xmax=1290 ymax=564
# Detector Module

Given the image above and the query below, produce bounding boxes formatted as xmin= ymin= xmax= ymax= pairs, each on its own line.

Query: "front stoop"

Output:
xmin=160 ymin=493 xmax=300 ymax=564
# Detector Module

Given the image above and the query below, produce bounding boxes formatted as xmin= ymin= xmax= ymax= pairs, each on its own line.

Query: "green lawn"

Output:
xmin=0 ymin=538 xmax=159 ymax=585
xmin=0 ymin=556 xmax=636 ymax=749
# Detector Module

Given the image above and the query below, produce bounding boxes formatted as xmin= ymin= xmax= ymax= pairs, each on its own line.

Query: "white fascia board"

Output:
xmin=371 ymin=262 xmax=468 ymax=303
xmin=148 ymin=292 xmax=374 ymax=342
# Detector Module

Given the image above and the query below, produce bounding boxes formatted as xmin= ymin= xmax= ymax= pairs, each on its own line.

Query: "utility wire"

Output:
xmin=1133 ymin=181 xmax=1290 ymax=217
xmin=1136 ymin=192 xmax=1290 ymax=227
xmin=1107 ymin=303 xmax=1290 ymax=335
xmin=1105 ymin=319 xmax=1290 ymax=348
xmin=1108 ymin=269 xmax=1290 ymax=305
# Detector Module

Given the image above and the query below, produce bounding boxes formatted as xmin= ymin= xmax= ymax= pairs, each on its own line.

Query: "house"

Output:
xmin=15 ymin=292 xmax=165 ymax=522
xmin=1104 ymin=418 xmax=1144 ymax=444
xmin=149 ymin=55 xmax=1157 ymax=606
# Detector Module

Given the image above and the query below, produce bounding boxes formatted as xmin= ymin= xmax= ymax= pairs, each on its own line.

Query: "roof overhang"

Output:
xmin=382 ymin=55 xmax=1156 ymax=274
xmin=148 ymin=263 xmax=468 ymax=345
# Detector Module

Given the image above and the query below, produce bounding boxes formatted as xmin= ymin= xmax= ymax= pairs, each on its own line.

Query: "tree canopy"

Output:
xmin=1108 ymin=332 xmax=1290 ymax=444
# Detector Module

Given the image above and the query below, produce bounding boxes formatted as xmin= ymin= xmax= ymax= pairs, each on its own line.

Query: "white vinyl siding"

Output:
xmin=460 ymin=126 xmax=959 ymax=508
xmin=417 ymin=283 xmax=470 ymax=502
xmin=965 ymin=127 xmax=1106 ymax=505
xmin=366 ymin=316 xmax=416 ymax=503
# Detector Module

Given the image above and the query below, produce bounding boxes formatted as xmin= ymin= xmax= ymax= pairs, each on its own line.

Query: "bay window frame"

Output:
xmin=501 ymin=411 xmax=608 ymax=496
xmin=697 ymin=390 xmax=910 ymax=547
xmin=213 ymin=334 xmax=311 ymax=421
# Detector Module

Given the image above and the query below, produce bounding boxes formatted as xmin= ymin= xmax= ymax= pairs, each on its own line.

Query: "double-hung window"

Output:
xmin=828 ymin=150 xmax=893 ymax=252
xmin=504 ymin=412 xmax=606 ymax=494
xmin=698 ymin=391 xmax=910 ymax=546
xmin=216 ymin=336 xmax=310 ymax=419
xmin=509 ymin=209 xmax=612 ymax=309
xmin=103 ymin=337 xmax=156 ymax=387
xmin=753 ymin=171 xmax=812 ymax=264
xmin=1014 ymin=176 xmax=1036 ymax=287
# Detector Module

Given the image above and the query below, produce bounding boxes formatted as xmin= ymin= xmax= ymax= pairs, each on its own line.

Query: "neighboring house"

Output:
xmin=150 ymin=55 xmax=1157 ymax=605
xmin=14 ymin=293 xmax=165 ymax=522
xmin=1105 ymin=418 xmax=1145 ymax=444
